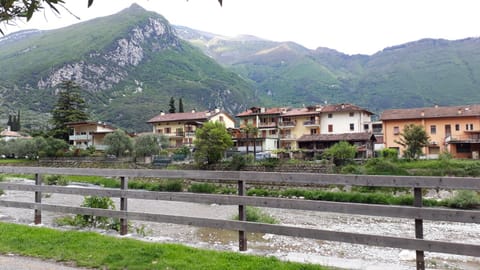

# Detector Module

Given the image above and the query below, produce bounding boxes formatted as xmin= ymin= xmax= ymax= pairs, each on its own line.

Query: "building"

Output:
xmin=235 ymin=103 xmax=375 ymax=157
xmin=66 ymin=121 xmax=117 ymax=151
xmin=380 ymin=104 xmax=480 ymax=159
xmin=147 ymin=108 xmax=235 ymax=148
xmin=0 ymin=127 xmax=28 ymax=141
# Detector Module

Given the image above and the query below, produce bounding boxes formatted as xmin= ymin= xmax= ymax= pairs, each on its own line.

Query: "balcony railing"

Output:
xmin=278 ymin=121 xmax=296 ymax=128
xmin=447 ymin=134 xmax=480 ymax=143
xmin=69 ymin=134 xmax=92 ymax=141
xmin=303 ymin=120 xmax=320 ymax=126
xmin=279 ymin=134 xmax=297 ymax=140
xmin=258 ymin=122 xmax=277 ymax=128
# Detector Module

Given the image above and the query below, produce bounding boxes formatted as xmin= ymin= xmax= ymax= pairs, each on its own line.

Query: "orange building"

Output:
xmin=380 ymin=105 xmax=480 ymax=159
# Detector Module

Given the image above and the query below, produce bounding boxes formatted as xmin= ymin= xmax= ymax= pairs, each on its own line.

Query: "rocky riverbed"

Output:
xmin=1 ymin=178 xmax=479 ymax=270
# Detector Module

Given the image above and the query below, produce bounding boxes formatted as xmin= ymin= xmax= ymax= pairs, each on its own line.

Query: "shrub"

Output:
xmin=55 ymin=196 xmax=120 ymax=231
xmin=188 ymin=183 xmax=217 ymax=193
xmin=233 ymin=206 xmax=277 ymax=224
xmin=323 ymin=141 xmax=357 ymax=166
xmin=365 ymin=158 xmax=409 ymax=175
xmin=44 ymin=175 xmax=69 ymax=186
xmin=445 ymin=190 xmax=480 ymax=209
xmin=379 ymin=148 xmax=399 ymax=160
xmin=260 ymin=157 xmax=280 ymax=169
xmin=340 ymin=164 xmax=365 ymax=174
xmin=228 ymin=154 xmax=247 ymax=171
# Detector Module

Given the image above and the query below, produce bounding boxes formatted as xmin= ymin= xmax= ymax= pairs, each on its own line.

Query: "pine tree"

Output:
xmin=168 ymin=97 xmax=176 ymax=113
xmin=178 ymin=98 xmax=184 ymax=113
xmin=16 ymin=110 xmax=21 ymax=131
xmin=51 ymin=81 xmax=89 ymax=141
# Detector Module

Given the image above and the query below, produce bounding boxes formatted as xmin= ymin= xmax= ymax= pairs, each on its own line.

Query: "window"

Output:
xmin=466 ymin=124 xmax=474 ymax=131
xmin=393 ymin=126 xmax=399 ymax=135
xmin=165 ymin=127 xmax=171 ymax=134
xmin=430 ymin=125 xmax=436 ymax=134
xmin=455 ymin=124 xmax=460 ymax=131
xmin=457 ymin=143 xmax=471 ymax=153
xmin=157 ymin=129 xmax=163 ymax=134
xmin=466 ymin=124 xmax=469 ymax=130
xmin=269 ymin=130 xmax=277 ymax=135
xmin=328 ymin=113 xmax=333 ymax=118
xmin=364 ymin=124 xmax=369 ymax=131
xmin=219 ymin=116 xmax=224 ymax=122
xmin=349 ymin=112 xmax=354 ymax=117
xmin=310 ymin=129 xmax=317 ymax=135
xmin=328 ymin=125 xmax=333 ymax=132
xmin=349 ymin=123 xmax=354 ymax=131
xmin=470 ymin=124 xmax=474 ymax=130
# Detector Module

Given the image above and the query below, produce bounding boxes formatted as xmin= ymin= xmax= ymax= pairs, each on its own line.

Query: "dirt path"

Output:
xmin=1 ymin=179 xmax=479 ymax=270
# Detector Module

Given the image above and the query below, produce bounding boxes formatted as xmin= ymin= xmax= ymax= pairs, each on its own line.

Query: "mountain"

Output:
xmin=176 ymin=27 xmax=480 ymax=116
xmin=0 ymin=4 xmax=257 ymax=132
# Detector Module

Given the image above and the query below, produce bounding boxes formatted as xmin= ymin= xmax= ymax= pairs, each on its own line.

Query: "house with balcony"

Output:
xmin=297 ymin=104 xmax=375 ymax=158
xmin=235 ymin=104 xmax=375 ymax=157
xmin=66 ymin=121 xmax=117 ymax=151
xmin=147 ymin=108 xmax=235 ymax=149
xmin=381 ymin=104 xmax=480 ymax=159
xmin=235 ymin=107 xmax=283 ymax=153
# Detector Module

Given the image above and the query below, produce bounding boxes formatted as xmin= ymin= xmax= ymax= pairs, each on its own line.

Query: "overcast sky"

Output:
xmin=3 ymin=0 xmax=480 ymax=55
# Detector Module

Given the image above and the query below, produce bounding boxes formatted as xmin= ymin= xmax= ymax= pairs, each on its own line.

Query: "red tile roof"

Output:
xmin=147 ymin=110 xmax=234 ymax=123
xmin=380 ymin=104 xmax=480 ymax=120
xmin=236 ymin=107 xmax=285 ymax=117
xmin=321 ymin=103 xmax=373 ymax=115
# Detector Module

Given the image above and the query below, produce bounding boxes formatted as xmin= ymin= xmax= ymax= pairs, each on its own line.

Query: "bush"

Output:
xmin=55 ymin=196 xmax=120 ymax=231
xmin=445 ymin=190 xmax=480 ymax=209
xmin=188 ymin=183 xmax=217 ymax=193
xmin=233 ymin=206 xmax=277 ymax=224
xmin=340 ymin=164 xmax=365 ymax=174
xmin=44 ymin=175 xmax=69 ymax=186
xmin=260 ymin=157 xmax=280 ymax=169
xmin=379 ymin=148 xmax=399 ymax=160
xmin=228 ymin=154 xmax=247 ymax=171
xmin=365 ymin=158 xmax=409 ymax=175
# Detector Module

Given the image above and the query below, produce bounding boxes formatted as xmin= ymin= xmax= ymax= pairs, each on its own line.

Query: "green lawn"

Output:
xmin=0 ymin=222 xmax=332 ymax=270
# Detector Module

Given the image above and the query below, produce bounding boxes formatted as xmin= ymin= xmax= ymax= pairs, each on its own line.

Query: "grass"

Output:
xmin=0 ymin=222 xmax=330 ymax=270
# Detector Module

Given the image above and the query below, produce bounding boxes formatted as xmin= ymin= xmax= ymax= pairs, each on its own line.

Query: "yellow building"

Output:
xmin=381 ymin=104 xmax=480 ymax=159
xmin=147 ymin=109 xmax=235 ymax=148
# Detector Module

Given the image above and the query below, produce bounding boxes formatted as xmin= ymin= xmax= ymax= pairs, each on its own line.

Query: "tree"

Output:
xmin=395 ymin=124 xmax=430 ymax=160
xmin=194 ymin=121 xmax=233 ymax=165
xmin=103 ymin=130 xmax=133 ymax=157
xmin=134 ymin=133 xmax=168 ymax=158
xmin=50 ymin=80 xmax=89 ymax=141
xmin=168 ymin=97 xmax=176 ymax=113
xmin=178 ymin=98 xmax=184 ymax=113
xmin=241 ymin=123 xmax=258 ymax=155
xmin=323 ymin=141 xmax=357 ymax=166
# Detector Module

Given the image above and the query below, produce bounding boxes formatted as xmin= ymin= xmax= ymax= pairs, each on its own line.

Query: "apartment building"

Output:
xmin=147 ymin=108 xmax=235 ymax=148
xmin=381 ymin=104 xmax=480 ymax=159
xmin=235 ymin=104 xmax=375 ymax=157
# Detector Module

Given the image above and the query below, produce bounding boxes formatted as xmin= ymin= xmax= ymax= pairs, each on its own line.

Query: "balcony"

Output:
xmin=279 ymin=134 xmax=297 ymax=140
xmin=69 ymin=134 xmax=92 ymax=141
xmin=303 ymin=120 xmax=320 ymax=126
xmin=278 ymin=121 xmax=296 ymax=129
xmin=447 ymin=134 xmax=480 ymax=143
xmin=258 ymin=122 xmax=277 ymax=128
xmin=165 ymin=132 xmax=185 ymax=137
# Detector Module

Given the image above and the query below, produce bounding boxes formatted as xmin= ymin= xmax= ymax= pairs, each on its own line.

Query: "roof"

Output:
xmin=380 ymin=104 xmax=480 ymax=120
xmin=65 ymin=121 xmax=116 ymax=130
xmin=147 ymin=110 xmax=234 ymax=123
xmin=298 ymin=132 xmax=375 ymax=142
xmin=321 ymin=103 xmax=374 ymax=115
xmin=236 ymin=107 xmax=285 ymax=117
xmin=281 ymin=108 xmax=319 ymax=117
xmin=0 ymin=130 xmax=22 ymax=137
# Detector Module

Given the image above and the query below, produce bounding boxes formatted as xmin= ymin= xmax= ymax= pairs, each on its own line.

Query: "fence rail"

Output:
xmin=0 ymin=166 xmax=479 ymax=269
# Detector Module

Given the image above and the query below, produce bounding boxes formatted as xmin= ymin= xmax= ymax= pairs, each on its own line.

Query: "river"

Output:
xmin=0 ymin=178 xmax=479 ymax=270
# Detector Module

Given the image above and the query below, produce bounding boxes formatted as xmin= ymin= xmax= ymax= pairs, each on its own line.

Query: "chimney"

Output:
xmin=160 ymin=110 xmax=165 ymax=116
xmin=214 ymin=107 xmax=220 ymax=113
xmin=434 ymin=104 xmax=439 ymax=108
xmin=421 ymin=111 xmax=425 ymax=117
xmin=192 ymin=108 xmax=196 ymax=113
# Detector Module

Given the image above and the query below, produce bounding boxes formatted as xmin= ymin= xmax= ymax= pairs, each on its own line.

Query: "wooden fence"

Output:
xmin=0 ymin=166 xmax=479 ymax=270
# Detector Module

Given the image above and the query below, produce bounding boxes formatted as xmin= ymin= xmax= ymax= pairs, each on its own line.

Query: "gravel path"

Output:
xmin=0 ymin=254 xmax=87 ymax=270
xmin=1 ymin=178 xmax=479 ymax=270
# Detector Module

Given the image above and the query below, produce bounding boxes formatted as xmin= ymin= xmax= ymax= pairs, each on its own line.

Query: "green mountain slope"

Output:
xmin=176 ymin=27 xmax=480 ymax=116
xmin=0 ymin=4 xmax=256 ymax=132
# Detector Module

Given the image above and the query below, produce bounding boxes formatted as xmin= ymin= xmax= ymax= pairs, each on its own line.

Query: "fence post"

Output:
xmin=238 ymin=180 xmax=247 ymax=251
xmin=34 ymin=173 xmax=42 ymax=225
xmin=414 ymin=187 xmax=425 ymax=270
xmin=120 ymin=176 xmax=128 ymax=235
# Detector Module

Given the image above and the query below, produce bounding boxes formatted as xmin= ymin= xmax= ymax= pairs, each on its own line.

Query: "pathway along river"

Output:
xmin=0 ymin=178 xmax=479 ymax=270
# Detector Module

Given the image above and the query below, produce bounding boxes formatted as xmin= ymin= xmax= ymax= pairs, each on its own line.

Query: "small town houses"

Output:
xmin=5 ymin=103 xmax=480 ymax=160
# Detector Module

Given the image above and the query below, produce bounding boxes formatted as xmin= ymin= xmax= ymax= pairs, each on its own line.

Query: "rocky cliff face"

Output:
xmin=37 ymin=17 xmax=180 ymax=92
